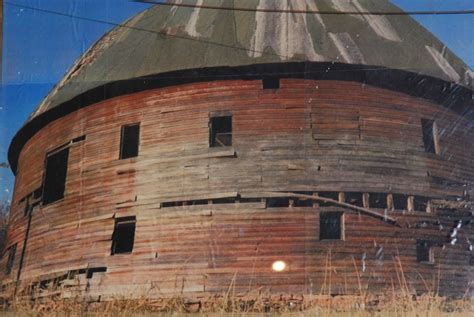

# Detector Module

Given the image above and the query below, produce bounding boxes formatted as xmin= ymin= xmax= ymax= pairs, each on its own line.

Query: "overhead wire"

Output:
xmin=134 ymin=0 xmax=474 ymax=16
xmin=4 ymin=1 xmax=293 ymax=61
xmin=4 ymin=1 xmax=471 ymax=82
xmin=6 ymin=0 xmax=474 ymax=68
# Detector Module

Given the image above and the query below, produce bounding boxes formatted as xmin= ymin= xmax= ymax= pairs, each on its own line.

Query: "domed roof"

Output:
xmin=31 ymin=0 xmax=472 ymax=121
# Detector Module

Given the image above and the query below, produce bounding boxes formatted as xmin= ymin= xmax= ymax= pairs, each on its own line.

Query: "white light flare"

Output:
xmin=272 ymin=260 xmax=286 ymax=272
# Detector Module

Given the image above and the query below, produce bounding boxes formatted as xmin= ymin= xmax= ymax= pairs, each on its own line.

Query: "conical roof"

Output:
xmin=30 ymin=0 xmax=472 ymax=121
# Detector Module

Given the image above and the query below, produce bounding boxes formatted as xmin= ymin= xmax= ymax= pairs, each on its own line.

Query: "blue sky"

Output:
xmin=1 ymin=0 xmax=473 ymax=202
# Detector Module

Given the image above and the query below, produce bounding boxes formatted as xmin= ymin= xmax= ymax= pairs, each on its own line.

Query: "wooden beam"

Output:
xmin=260 ymin=191 xmax=399 ymax=226
xmin=387 ymin=194 xmax=394 ymax=211
xmin=338 ymin=192 xmax=345 ymax=203
xmin=407 ymin=195 xmax=415 ymax=212
xmin=363 ymin=193 xmax=369 ymax=208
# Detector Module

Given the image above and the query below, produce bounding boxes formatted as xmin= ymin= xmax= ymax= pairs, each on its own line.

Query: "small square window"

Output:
xmin=120 ymin=124 xmax=140 ymax=159
xmin=320 ymin=212 xmax=343 ymax=240
xmin=209 ymin=115 xmax=232 ymax=147
xmin=111 ymin=216 xmax=136 ymax=255
xmin=42 ymin=147 xmax=69 ymax=205
xmin=421 ymin=119 xmax=438 ymax=154
xmin=5 ymin=244 xmax=17 ymax=275
xmin=262 ymin=77 xmax=280 ymax=89
xmin=416 ymin=240 xmax=434 ymax=263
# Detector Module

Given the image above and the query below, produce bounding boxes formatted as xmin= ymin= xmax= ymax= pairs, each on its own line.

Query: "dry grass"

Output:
xmin=2 ymin=294 xmax=473 ymax=317
xmin=1 ymin=250 xmax=472 ymax=316
xmin=2 ymin=280 xmax=472 ymax=316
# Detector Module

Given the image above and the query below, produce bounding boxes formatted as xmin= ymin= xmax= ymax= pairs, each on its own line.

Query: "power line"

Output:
xmin=5 ymin=1 xmax=470 ymax=82
xmin=7 ymin=0 xmax=472 ymax=67
xmin=134 ymin=0 xmax=474 ymax=15
xmin=4 ymin=1 xmax=292 ymax=60
xmin=5 ymin=0 xmax=437 ymax=85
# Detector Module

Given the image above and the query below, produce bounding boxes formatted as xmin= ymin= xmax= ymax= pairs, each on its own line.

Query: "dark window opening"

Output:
xmin=111 ymin=216 xmax=136 ymax=255
xmin=6 ymin=244 xmax=17 ymax=275
xmin=421 ymin=119 xmax=437 ymax=154
xmin=414 ymin=196 xmax=428 ymax=212
xmin=68 ymin=269 xmax=86 ymax=279
xmin=345 ymin=192 xmax=364 ymax=207
xmin=240 ymin=198 xmax=262 ymax=203
xmin=416 ymin=240 xmax=434 ymax=263
xmin=42 ymin=147 xmax=69 ymax=205
xmin=294 ymin=199 xmax=313 ymax=207
xmin=210 ymin=115 xmax=232 ymax=147
xmin=294 ymin=191 xmax=314 ymax=207
xmin=393 ymin=194 xmax=408 ymax=210
xmin=72 ymin=135 xmax=86 ymax=143
xmin=160 ymin=197 xmax=264 ymax=208
xmin=266 ymin=198 xmax=290 ymax=208
xmin=262 ymin=77 xmax=280 ymax=89
xmin=188 ymin=199 xmax=208 ymax=206
xmin=86 ymin=267 xmax=107 ymax=279
xmin=295 ymin=191 xmax=313 ymax=196
xmin=320 ymin=212 xmax=343 ymax=240
xmin=161 ymin=201 xmax=181 ymax=208
xmin=161 ymin=199 xmax=209 ymax=208
xmin=369 ymin=193 xmax=387 ymax=209
xmin=120 ymin=124 xmax=140 ymax=159
xmin=213 ymin=197 xmax=237 ymax=204
xmin=318 ymin=192 xmax=339 ymax=207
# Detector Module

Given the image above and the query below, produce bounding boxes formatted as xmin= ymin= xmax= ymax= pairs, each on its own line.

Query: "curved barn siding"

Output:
xmin=1 ymin=79 xmax=473 ymax=298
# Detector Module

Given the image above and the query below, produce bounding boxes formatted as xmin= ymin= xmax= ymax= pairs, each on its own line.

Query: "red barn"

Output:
xmin=2 ymin=0 xmax=473 ymax=300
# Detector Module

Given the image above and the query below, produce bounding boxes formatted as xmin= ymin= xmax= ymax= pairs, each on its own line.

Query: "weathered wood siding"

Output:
xmin=2 ymin=79 xmax=473 ymax=298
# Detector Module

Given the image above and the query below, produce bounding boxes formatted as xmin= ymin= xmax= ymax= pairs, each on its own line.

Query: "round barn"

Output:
xmin=2 ymin=0 xmax=473 ymax=300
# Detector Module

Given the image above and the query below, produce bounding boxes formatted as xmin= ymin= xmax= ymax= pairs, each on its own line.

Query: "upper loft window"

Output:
xmin=320 ymin=212 xmax=343 ymax=240
xmin=111 ymin=216 xmax=136 ymax=255
xmin=421 ymin=119 xmax=439 ymax=154
xmin=5 ymin=244 xmax=17 ymax=275
xmin=120 ymin=123 xmax=140 ymax=159
xmin=42 ymin=147 xmax=70 ymax=205
xmin=262 ymin=77 xmax=280 ymax=89
xmin=209 ymin=114 xmax=232 ymax=147
xmin=416 ymin=240 xmax=434 ymax=263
